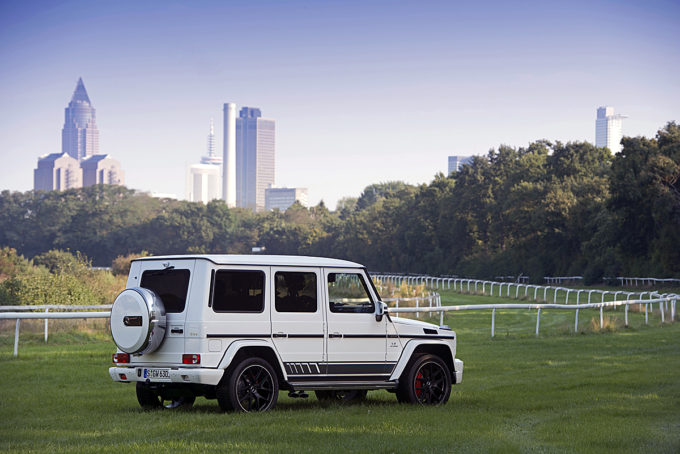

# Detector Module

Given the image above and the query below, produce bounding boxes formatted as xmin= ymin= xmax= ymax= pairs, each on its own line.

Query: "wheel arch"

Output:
xmin=389 ymin=340 xmax=457 ymax=383
xmin=218 ymin=342 xmax=288 ymax=390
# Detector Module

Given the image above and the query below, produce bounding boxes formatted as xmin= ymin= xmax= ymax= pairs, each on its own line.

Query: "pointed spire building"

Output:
xmin=62 ymin=77 xmax=99 ymax=161
xmin=34 ymin=78 xmax=124 ymax=192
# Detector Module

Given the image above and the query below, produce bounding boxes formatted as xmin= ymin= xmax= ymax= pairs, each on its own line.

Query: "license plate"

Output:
xmin=143 ymin=368 xmax=170 ymax=379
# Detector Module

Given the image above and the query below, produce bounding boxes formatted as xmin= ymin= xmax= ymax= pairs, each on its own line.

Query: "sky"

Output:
xmin=1 ymin=0 xmax=679 ymax=209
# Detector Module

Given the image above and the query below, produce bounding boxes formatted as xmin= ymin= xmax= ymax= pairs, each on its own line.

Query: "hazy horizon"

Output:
xmin=1 ymin=0 xmax=678 ymax=209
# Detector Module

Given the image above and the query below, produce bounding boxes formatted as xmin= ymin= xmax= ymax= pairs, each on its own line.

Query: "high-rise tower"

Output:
xmin=62 ymin=78 xmax=99 ymax=161
xmin=223 ymin=103 xmax=237 ymax=207
xmin=235 ymin=107 xmax=275 ymax=212
xmin=595 ymin=106 xmax=627 ymax=154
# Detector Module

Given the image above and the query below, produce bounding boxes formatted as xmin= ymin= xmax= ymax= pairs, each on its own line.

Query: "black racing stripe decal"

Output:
xmin=326 ymin=363 xmax=395 ymax=375
xmin=285 ymin=362 xmax=396 ymax=376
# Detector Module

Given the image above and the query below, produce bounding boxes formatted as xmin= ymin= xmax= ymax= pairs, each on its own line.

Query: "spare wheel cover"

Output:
xmin=111 ymin=287 xmax=166 ymax=354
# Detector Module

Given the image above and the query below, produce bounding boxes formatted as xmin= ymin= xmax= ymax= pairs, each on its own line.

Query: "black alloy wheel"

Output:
xmin=396 ymin=354 xmax=451 ymax=405
xmin=218 ymin=357 xmax=279 ymax=412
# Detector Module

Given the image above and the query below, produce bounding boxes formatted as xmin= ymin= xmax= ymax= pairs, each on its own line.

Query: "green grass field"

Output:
xmin=1 ymin=290 xmax=679 ymax=453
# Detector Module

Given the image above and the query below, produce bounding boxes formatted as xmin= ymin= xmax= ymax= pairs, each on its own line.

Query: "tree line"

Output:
xmin=0 ymin=122 xmax=678 ymax=284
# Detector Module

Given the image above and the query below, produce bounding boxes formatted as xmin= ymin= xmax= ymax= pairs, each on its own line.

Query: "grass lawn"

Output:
xmin=1 ymin=291 xmax=679 ymax=453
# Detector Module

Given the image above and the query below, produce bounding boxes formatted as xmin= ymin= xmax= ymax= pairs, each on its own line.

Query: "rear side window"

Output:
xmin=275 ymin=272 xmax=317 ymax=313
xmin=140 ymin=269 xmax=190 ymax=313
xmin=212 ymin=270 xmax=265 ymax=313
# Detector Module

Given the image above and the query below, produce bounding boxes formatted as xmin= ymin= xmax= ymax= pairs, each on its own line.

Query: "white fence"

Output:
xmin=372 ymin=274 xmax=678 ymax=307
xmin=388 ymin=297 xmax=677 ymax=337
xmin=0 ymin=305 xmax=112 ymax=357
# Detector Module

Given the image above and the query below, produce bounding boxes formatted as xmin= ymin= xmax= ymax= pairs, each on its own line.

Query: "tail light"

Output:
xmin=182 ymin=354 xmax=201 ymax=365
xmin=112 ymin=353 xmax=130 ymax=363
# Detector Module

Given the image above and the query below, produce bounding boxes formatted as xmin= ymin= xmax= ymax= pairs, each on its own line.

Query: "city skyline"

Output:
xmin=1 ymin=1 xmax=678 ymax=209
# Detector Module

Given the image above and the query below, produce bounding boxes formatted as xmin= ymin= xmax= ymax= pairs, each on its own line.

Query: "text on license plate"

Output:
xmin=143 ymin=368 xmax=170 ymax=379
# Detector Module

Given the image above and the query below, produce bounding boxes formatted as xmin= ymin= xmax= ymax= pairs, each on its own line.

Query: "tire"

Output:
xmin=136 ymin=382 xmax=196 ymax=409
xmin=217 ymin=357 xmax=279 ymax=412
xmin=396 ymin=354 xmax=451 ymax=405
xmin=315 ymin=390 xmax=367 ymax=403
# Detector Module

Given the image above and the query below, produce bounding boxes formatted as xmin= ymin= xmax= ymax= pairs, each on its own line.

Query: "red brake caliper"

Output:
xmin=415 ymin=371 xmax=423 ymax=397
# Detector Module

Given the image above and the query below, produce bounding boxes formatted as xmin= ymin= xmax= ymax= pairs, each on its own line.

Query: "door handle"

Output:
xmin=328 ymin=332 xmax=343 ymax=339
xmin=273 ymin=332 xmax=288 ymax=338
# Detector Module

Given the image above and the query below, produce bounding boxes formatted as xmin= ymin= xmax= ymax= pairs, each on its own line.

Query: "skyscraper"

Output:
xmin=595 ymin=106 xmax=627 ymax=154
xmin=62 ymin=78 xmax=99 ymax=161
xmin=34 ymin=78 xmax=125 ymax=192
xmin=235 ymin=107 xmax=275 ymax=212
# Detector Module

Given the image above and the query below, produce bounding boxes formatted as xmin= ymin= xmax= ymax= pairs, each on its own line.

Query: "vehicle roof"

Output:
xmin=133 ymin=254 xmax=365 ymax=268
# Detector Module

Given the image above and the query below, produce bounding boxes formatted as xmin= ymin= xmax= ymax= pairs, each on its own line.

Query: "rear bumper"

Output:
xmin=109 ymin=366 xmax=223 ymax=386
xmin=453 ymin=358 xmax=464 ymax=384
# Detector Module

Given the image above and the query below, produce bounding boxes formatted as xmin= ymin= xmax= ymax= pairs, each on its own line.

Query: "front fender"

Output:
xmin=388 ymin=339 xmax=457 ymax=381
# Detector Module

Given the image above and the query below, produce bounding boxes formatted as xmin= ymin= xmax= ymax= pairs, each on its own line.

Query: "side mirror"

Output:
xmin=375 ymin=301 xmax=388 ymax=322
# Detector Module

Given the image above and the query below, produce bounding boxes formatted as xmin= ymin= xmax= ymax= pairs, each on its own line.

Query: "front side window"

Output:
xmin=328 ymin=273 xmax=374 ymax=313
xmin=140 ymin=269 xmax=190 ymax=313
xmin=275 ymin=272 xmax=317 ymax=313
xmin=212 ymin=270 xmax=264 ymax=313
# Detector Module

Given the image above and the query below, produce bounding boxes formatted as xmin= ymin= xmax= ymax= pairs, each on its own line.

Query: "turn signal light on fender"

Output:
xmin=182 ymin=354 xmax=200 ymax=365
xmin=113 ymin=353 xmax=130 ymax=363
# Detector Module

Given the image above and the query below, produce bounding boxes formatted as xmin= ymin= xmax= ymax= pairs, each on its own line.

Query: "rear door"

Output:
xmin=270 ymin=267 xmax=325 ymax=379
xmin=132 ymin=259 xmax=195 ymax=365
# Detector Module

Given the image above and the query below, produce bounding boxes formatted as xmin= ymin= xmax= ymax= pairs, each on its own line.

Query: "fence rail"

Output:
xmin=1 ymin=308 xmax=112 ymax=357
xmin=2 ymin=290 xmax=676 ymax=357
xmin=372 ymin=274 xmax=678 ymax=308
xmin=388 ymin=297 xmax=676 ymax=337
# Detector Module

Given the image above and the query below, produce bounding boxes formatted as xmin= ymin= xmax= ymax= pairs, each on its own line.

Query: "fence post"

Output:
xmin=535 ymin=308 xmax=541 ymax=336
xmin=672 ymin=299 xmax=676 ymax=322
xmin=625 ymin=304 xmax=628 ymax=327
xmin=600 ymin=306 xmax=604 ymax=329
xmin=660 ymin=302 xmax=665 ymax=323
xmin=440 ymin=310 xmax=444 ymax=326
xmin=14 ymin=319 xmax=20 ymax=357
xmin=574 ymin=307 xmax=579 ymax=333
xmin=491 ymin=308 xmax=496 ymax=338
xmin=44 ymin=308 xmax=49 ymax=343
xmin=416 ymin=298 xmax=419 ymax=319
xmin=645 ymin=303 xmax=648 ymax=325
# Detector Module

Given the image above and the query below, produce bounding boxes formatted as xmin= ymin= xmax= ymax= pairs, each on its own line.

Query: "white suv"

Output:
xmin=109 ymin=255 xmax=463 ymax=411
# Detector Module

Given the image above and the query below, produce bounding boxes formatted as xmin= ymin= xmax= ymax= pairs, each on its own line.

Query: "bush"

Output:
xmin=111 ymin=251 xmax=150 ymax=276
